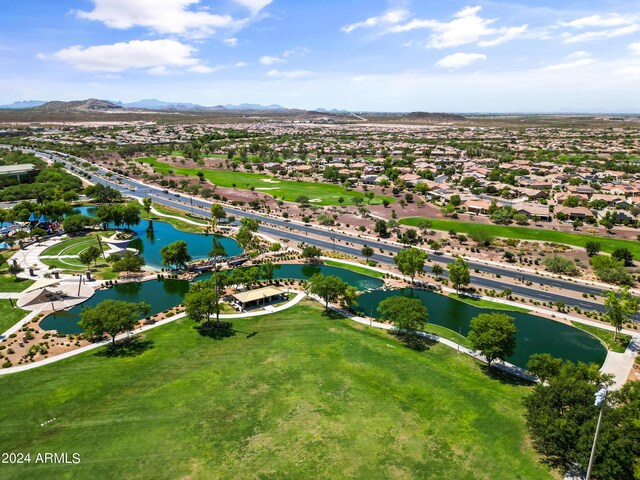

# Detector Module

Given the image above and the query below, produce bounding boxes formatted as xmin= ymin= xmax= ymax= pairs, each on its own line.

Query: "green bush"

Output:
xmin=543 ymin=254 xmax=578 ymax=276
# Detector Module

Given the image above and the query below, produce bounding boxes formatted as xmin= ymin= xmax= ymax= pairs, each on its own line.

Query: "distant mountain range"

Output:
xmin=0 ymin=100 xmax=48 ymax=109
xmin=0 ymin=98 xmax=348 ymax=114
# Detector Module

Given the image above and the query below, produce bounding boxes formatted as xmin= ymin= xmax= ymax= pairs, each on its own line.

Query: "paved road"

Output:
xmin=28 ymin=148 xmax=614 ymax=314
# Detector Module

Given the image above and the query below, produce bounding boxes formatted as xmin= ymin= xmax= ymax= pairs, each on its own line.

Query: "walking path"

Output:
xmin=600 ymin=336 xmax=640 ymax=388
xmin=139 ymin=200 xmax=209 ymax=227
xmin=0 ymin=292 xmax=21 ymax=299
xmin=0 ymin=290 xmax=306 ymax=376
xmin=308 ymin=294 xmax=538 ymax=383
xmin=9 ymin=236 xmax=76 ymax=281
xmin=0 ymin=309 xmax=42 ymax=339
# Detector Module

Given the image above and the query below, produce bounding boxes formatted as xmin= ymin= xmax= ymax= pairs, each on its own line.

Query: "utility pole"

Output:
xmin=586 ymin=387 xmax=607 ymax=480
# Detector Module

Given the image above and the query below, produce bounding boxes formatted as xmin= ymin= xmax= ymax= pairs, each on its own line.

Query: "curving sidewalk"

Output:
xmin=0 ymin=290 xmax=307 ymax=376
xmin=307 ymin=293 xmax=538 ymax=383
xmin=138 ymin=199 xmax=209 ymax=227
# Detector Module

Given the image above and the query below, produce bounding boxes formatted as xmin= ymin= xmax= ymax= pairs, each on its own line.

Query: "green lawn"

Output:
xmin=171 ymin=151 xmax=227 ymax=159
xmin=0 ymin=301 xmax=549 ymax=479
xmin=400 ymin=216 xmax=640 ymax=258
xmin=136 ymin=157 xmax=395 ymax=206
xmin=570 ymin=321 xmax=632 ymax=353
xmin=41 ymin=232 xmax=114 ymax=258
xmin=40 ymin=233 xmax=118 ymax=278
xmin=146 ymin=204 xmax=208 ymax=234
xmin=424 ymin=323 xmax=472 ymax=348
xmin=324 ymin=259 xmax=386 ymax=278
xmin=0 ymin=273 xmax=34 ymax=293
xmin=0 ymin=299 xmax=28 ymax=333
xmin=448 ymin=293 xmax=531 ymax=313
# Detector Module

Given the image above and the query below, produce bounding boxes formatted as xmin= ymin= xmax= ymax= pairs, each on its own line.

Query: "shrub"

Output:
xmin=543 ymin=254 xmax=578 ymax=276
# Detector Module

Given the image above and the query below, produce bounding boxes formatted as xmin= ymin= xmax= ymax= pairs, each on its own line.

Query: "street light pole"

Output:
xmin=586 ymin=387 xmax=607 ymax=480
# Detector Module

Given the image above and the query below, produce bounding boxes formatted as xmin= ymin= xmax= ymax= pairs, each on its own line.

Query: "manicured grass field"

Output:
xmin=0 ymin=301 xmax=549 ymax=479
xmin=0 ymin=273 xmax=34 ymax=293
xmin=448 ymin=293 xmax=531 ymax=313
xmin=41 ymin=232 xmax=113 ymax=258
xmin=400 ymin=216 xmax=640 ymax=258
xmin=147 ymin=204 xmax=208 ymax=234
xmin=136 ymin=157 xmax=395 ymax=206
xmin=570 ymin=321 xmax=632 ymax=353
xmin=0 ymin=299 xmax=28 ymax=333
xmin=423 ymin=322 xmax=472 ymax=348
xmin=324 ymin=259 xmax=386 ymax=278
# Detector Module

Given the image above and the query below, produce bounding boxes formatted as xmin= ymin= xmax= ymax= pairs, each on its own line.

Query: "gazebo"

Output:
xmin=231 ymin=286 xmax=285 ymax=309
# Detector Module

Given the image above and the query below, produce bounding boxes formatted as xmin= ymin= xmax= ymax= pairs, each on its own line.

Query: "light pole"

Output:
xmin=586 ymin=386 xmax=607 ymax=480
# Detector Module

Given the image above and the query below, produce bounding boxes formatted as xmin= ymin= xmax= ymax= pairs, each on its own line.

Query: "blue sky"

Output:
xmin=1 ymin=0 xmax=639 ymax=112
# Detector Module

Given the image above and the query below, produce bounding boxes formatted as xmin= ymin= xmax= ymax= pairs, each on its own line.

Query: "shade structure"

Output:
xmin=232 ymin=286 xmax=284 ymax=307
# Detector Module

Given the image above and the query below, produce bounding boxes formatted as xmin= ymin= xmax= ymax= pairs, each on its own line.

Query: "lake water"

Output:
xmin=353 ymin=288 xmax=607 ymax=369
xmin=39 ymin=278 xmax=190 ymax=334
xmin=40 ymin=264 xmax=383 ymax=334
xmin=70 ymin=206 xmax=242 ymax=268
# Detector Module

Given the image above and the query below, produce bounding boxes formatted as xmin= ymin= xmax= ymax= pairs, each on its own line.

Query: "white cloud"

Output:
xmin=75 ymin=0 xmax=240 ymax=38
xmin=233 ymin=0 xmax=272 ymax=15
xmin=541 ymin=58 xmax=595 ymax=71
xmin=342 ymin=9 xmax=409 ymax=33
xmin=478 ymin=25 xmax=528 ymax=47
xmin=147 ymin=66 xmax=172 ymax=76
xmin=188 ymin=64 xmax=216 ymax=74
xmin=562 ymin=24 xmax=640 ymax=43
xmin=234 ymin=61 xmax=249 ymax=67
xmin=568 ymin=51 xmax=590 ymax=59
xmin=224 ymin=37 xmax=239 ymax=47
xmin=630 ymin=42 xmax=640 ymax=55
xmin=282 ymin=47 xmax=310 ymax=58
xmin=260 ymin=55 xmax=285 ymax=65
xmin=559 ymin=13 xmax=635 ymax=29
xmin=259 ymin=47 xmax=309 ymax=65
xmin=266 ymin=69 xmax=311 ymax=79
xmin=44 ymin=39 xmax=202 ymax=73
xmin=435 ymin=52 xmax=487 ymax=69
xmin=387 ymin=6 xmax=527 ymax=49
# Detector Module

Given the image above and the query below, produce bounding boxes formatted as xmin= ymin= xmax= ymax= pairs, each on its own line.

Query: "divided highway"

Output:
xmin=31 ymin=148 xmax=612 ymax=314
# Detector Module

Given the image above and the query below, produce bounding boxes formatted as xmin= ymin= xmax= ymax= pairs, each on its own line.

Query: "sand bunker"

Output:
xmin=260 ymin=179 xmax=281 ymax=184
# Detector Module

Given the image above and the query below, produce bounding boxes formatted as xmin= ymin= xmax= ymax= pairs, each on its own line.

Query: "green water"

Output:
xmin=71 ymin=206 xmax=242 ymax=268
xmin=354 ymin=289 xmax=607 ymax=369
xmin=40 ymin=279 xmax=190 ymax=334
xmin=200 ymin=263 xmax=384 ymax=291
xmin=40 ymin=264 xmax=382 ymax=334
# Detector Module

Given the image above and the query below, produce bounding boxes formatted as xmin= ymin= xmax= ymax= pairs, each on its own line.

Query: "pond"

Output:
xmin=39 ymin=278 xmax=190 ymax=334
xmin=199 ymin=263 xmax=384 ymax=291
xmin=40 ymin=264 xmax=383 ymax=334
xmin=353 ymin=289 xmax=607 ymax=369
xmin=70 ymin=206 xmax=242 ymax=268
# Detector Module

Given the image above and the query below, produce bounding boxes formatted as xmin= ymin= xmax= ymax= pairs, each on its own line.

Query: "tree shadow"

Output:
xmin=96 ymin=336 xmax=154 ymax=358
xmin=195 ymin=321 xmax=236 ymax=340
xmin=480 ymin=364 xmax=535 ymax=386
xmin=322 ymin=309 xmax=344 ymax=320
xmin=391 ymin=331 xmax=437 ymax=352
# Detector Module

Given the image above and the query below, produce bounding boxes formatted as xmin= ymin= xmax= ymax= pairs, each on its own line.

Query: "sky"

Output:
xmin=1 ymin=0 xmax=640 ymax=112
